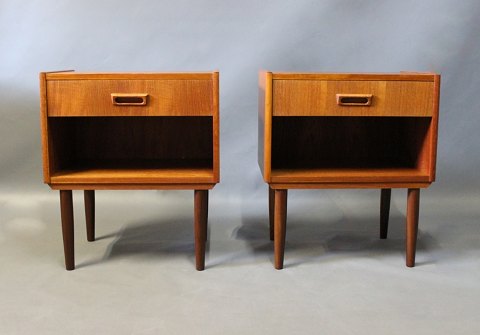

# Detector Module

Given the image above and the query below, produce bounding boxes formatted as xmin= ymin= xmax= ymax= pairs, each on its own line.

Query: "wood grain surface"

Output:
xmin=40 ymin=71 xmax=219 ymax=189
xmin=258 ymin=71 xmax=440 ymax=187
xmin=47 ymin=79 xmax=213 ymax=116
xmin=273 ymin=80 xmax=434 ymax=117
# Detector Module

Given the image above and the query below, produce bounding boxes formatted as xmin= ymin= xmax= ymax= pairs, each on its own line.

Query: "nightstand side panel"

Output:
xmin=39 ymin=72 xmax=51 ymax=183
xmin=212 ymin=72 xmax=220 ymax=183
xmin=258 ymin=71 xmax=273 ymax=182
xmin=428 ymin=74 xmax=441 ymax=182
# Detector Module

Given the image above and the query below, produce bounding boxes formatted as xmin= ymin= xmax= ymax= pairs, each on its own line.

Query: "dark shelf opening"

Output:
xmin=48 ymin=116 xmax=213 ymax=173
xmin=271 ymin=116 xmax=431 ymax=170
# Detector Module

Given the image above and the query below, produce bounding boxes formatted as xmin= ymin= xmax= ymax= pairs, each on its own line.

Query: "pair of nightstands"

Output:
xmin=40 ymin=71 xmax=440 ymax=271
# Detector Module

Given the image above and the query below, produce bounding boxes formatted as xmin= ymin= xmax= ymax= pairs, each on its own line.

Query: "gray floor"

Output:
xmin=0 ymin=189 xmax=479 ymax=334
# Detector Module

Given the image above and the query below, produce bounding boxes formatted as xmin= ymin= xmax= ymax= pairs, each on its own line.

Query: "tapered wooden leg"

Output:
xmin=406 ymin=188 xmax=420 ymax=267
xmin=269 ymin=186 xmax=274 ymax=241
xmin=274 ymin=189 xmax=287 ymax=270
xmin=194 ymin=190 xmax=208 ymax=271
xmin=84 ymin=190 xmax=95 ymax=242
xmin=204 ymin=192 xmax=209 ymax=241
xmin=380 ymin=188 xmax=391 ymax=239
xmin=60 ymin=190 xmax=74 ymax=271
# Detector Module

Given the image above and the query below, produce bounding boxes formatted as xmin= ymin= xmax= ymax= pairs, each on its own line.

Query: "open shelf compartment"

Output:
xmin=270 ymin=116 xmax=432 ymax=183
xmin=47 ymin=116 xmax=214 ymax=184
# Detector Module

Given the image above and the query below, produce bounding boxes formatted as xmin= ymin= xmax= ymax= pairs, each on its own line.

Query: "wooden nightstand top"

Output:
xmin=44 ymin=71 xmax=218 ymax=80
xmin=260 ymin=71 xmax=437 ymax=81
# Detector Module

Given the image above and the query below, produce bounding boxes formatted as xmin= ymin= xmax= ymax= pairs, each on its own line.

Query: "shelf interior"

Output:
xmin=271 ymin=116 xmax=431 ymax=182
xmin=48 ymin=116 xmax=214 ymax=183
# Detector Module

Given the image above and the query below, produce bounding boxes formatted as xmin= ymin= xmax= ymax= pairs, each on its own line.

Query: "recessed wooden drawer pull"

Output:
xmin=336 ymin=94 xmax=373 ymax=106
xmin=111 ymin=93 xmax=148 ymax=106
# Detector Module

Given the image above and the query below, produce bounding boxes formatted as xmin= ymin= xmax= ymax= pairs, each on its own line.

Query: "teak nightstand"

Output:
xmin=258 ymin=71 xmax=440 ymax=269
xmin=40 ymin=71 xmax=219 ymax=271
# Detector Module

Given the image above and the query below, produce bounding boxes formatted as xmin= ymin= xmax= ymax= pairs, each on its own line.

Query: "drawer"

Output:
xmin=46 ymin=79 xmax=214 ymax=116
xmin=272 ymin=80 xmax=435 ymax=117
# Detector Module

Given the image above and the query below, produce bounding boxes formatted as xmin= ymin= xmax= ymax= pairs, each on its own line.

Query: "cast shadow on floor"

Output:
xmin=75 ymin=212 xmax=440 ymax=270
xmin=76 ymin=216 xmax=210 ymax=269
xmin=232 ymin=213 xmax=440 ymax=269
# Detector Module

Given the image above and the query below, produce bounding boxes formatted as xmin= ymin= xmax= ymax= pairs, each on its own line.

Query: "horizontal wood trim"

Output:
xmin=271 ymin=73 xmax=436 ymax=81
xmin=50 ymin=168 xmax=215 ymax=184
xmin=273 ymin=80 xmax=434 ymax=117
xmin=47 ymin=79 xmax=213 ymax=116
xmin=49 ymin=183 xmax=216 ymax=190
xmin=269 ymin=182 xmax=431 ymax=189
xmin=45 ymin=72 xmax=216 ymax=80
xmin=270 ymin=168 xmax=430 ymax=183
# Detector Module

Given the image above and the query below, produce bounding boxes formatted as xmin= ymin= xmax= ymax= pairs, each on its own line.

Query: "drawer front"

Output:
xmin=47 ymin=79 xmax=213 ymax=116
xmin=273 ymin=80 xmax=434 ymax=117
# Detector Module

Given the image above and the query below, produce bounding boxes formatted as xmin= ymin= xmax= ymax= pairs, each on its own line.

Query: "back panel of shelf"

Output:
xmin=48 ymin=116 xmax=213 ymax=173
xmin=271 ymin=116 xmax=432 ymax=176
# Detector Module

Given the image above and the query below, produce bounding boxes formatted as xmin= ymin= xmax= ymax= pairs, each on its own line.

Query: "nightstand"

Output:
xmin=258 ymin=71 xmax=440 ymax=269
xmin=40 ymin=71 xmax=219 ymax=271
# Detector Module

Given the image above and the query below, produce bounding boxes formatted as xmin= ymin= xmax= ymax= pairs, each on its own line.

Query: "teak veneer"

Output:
xmin=40 ymin=71 xmax=220 ymax=271
xmin=258 ymin=71 xmax=440 ymax=269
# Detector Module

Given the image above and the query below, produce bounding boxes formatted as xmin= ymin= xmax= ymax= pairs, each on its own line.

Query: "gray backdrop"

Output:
xmin=1 ymin=0 xmax=479 ymax=200
xmin=1 ymin=1 xmax=480 ymax=334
